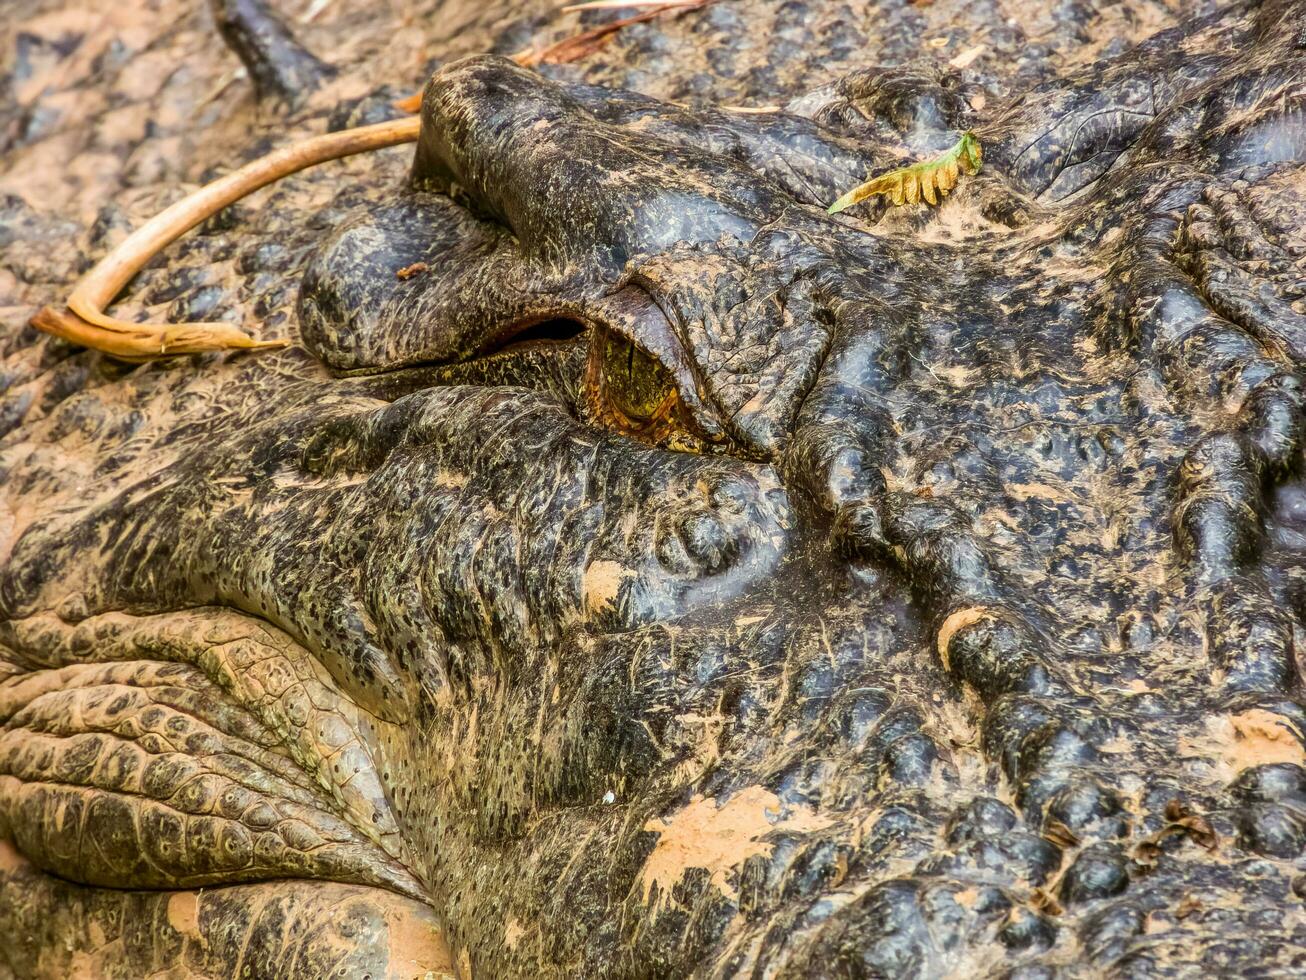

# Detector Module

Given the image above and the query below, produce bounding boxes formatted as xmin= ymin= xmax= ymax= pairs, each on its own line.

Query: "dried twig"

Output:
xmin=513 ymin=0 xmax=712 ymax=67
xmin=32 ymin=115 xmax=421 ymax=360
xmin=396 ymin=2 xmax=715 ymax=101
xmin=562 ymin=0 xmax=704 ymax=10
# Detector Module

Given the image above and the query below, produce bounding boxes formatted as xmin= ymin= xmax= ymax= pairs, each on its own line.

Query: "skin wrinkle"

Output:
xmin=0 ymin=742 xmax=317 ymax=832
xmin=14 ymin=616 xmax=409 ymax=851
xmin=10 ymin=687 xmax=316 ymax=795
xmin=1039 ymin=106 xmax=1160 ymax=198
xmin=1 ymin=772 xmax=366 ymax=860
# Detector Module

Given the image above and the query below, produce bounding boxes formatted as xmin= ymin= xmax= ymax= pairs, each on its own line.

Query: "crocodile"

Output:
xmin=2 ymin=0 xmax=1306 ymax=975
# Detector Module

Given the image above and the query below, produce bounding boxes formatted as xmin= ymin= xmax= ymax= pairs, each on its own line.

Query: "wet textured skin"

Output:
xmin=3 ymin=0 xmax=1306 ymax=976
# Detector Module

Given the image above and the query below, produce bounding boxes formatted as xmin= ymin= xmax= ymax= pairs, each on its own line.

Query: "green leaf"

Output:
xmin=829 ymin=132 xmax=983 ymax=215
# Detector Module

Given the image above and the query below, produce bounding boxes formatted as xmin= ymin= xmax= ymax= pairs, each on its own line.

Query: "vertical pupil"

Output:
xmin=603 ymin=334 xmax=669 ymax=423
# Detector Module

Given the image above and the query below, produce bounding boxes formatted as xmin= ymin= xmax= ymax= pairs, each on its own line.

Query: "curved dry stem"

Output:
xmin=32 ymin=114 xmax=422 ymax=360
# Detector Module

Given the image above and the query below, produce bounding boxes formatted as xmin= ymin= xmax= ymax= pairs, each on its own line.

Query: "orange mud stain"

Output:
xmin=639 ymin=785 xmax=833 ymax=911
xmin=1182 ymin=709 xmax=1306 ymax=781
xmin=582 ymin=559 xmax=630 ymax=616
xmin=166 ymin=892 xmax=200 ymax=937
xmin=384 ymin=904 xmax=456 ymax=979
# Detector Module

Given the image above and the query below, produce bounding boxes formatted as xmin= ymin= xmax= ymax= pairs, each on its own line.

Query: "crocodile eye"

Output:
xmin=586 ymin=328 xmax=695 ymax=447
xmin=601 ymin=332 xmax=676 ymax=423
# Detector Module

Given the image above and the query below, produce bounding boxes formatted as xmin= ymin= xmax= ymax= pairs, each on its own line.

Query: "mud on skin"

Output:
xmin=3 ymin=0 xmax=1306 ymax=975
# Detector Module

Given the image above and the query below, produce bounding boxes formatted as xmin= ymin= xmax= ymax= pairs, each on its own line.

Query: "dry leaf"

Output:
xmin=1029 ymin=887 xmax=1064 ymax=917
xmin=1133 ymin=799 xmax=1219 ymax=863
xmin=1134 ymin=839 xmax=1161 ymax=866
xmin=393 ymin=91 xmax=423 ymax=113
xmin=1042 ymin=818 xmax=1081 ymax=850
xmin=949 ymin=43 xmax=986 ymax=69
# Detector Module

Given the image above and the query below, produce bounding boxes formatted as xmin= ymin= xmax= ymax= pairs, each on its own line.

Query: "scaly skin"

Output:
xmin=3 ymin=0 xmax=1306 ymax=975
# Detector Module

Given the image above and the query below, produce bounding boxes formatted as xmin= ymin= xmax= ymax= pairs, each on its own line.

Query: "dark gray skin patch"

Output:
xmin=4 ymin=0 xmax=1306 ymax=975
xmin=210 ymin=0 xmax=336 ymax=107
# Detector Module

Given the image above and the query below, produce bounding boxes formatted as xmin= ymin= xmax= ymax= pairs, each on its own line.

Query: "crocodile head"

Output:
xmin=3 ymin=0 xmax=1306 ymax=975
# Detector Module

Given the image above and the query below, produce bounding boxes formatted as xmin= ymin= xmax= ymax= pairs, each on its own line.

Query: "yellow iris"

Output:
xmin=597 ymin=331 xmax=678 ymax=426
xmin=585 ymin=328 xmax=709 ymax=451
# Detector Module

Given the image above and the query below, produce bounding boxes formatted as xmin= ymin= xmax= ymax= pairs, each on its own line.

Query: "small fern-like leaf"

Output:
xmin=829 ymin=132 xmax=983 ymax=215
